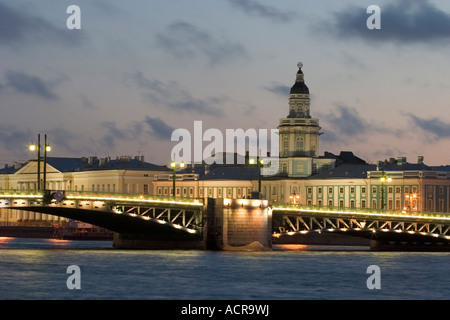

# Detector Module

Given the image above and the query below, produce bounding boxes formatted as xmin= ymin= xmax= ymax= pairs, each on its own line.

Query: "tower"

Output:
xmin=278 ymin=62 xmax=322 ymax=177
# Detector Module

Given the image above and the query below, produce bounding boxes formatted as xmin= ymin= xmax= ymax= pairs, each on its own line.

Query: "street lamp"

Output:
xmin=289 ymin=193 xmax=300 ymax=206
xmin=170 ymin=161 xmax=185 ymax=197
xmin=380 ymin=172 xmax=391 ymax=209
xmin=249 ymin=157 xmax=263 ymax=193
xmin=43 ymin=134 xmax=51 ymax=194
xmin=29 ymin=134 xmax=51 ymax=192
xmin=29 ymin=134 xmax=41 ymax=191
xmin=404 ymin=192 xmax=417 ymax=212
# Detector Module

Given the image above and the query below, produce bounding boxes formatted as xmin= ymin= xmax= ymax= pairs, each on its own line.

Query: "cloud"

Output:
xmin=130 ymin=72 xmax=224 ymax=116
xmin=0 ymin=2 xmax=85 ymax=47
xmin=144 ymin=116 xmax=175 ymax=141
xmin=323 ymin=105 xmax=371 ymax=137
xmin=101 ymin=121 xmax=144 ymax=148
xmin=155 ymin=21 xmax=247 ymax=65
xmin=0 ymin=126 xmax=33 ymax=154
xmin=406 ymin=113 xmax=450 ymax=139
xmin=225 ymin=0 xmax=295 ymax=23
xmin=264 ymin=83 xmax=290 ymax=97
xmin=2 ymin=70 xmax=59 ymax=100
xmin=319 ymin=0 xmax=450 ymax=44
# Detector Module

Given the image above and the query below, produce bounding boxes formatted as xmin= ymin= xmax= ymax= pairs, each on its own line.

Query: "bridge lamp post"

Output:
xmin=29 ymin=134 xmax=51 ymax=194
xmin=42 ymin=134 xmax=51 ymax=195
xmin=29 ymin=134 xmax=41 ymax=191
xmin=289 ymin=193 xmax=300 ymax=206
xmin=249 ymin=157 xmax=263 ymax=193
xmin=405 ymin=193 xmax=417 ymax=213
xmin=170 ymin=161 xmax=184 ymax=197
xmin=380 ymin=172 xmax=391 ymax=210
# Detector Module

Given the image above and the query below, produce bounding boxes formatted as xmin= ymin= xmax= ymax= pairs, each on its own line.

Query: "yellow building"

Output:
xmin=0 ymin=155 xmax=170 ymax=225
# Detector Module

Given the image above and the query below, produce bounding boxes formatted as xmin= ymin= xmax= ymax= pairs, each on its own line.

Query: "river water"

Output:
xmin=0 ymin=237 xmax=448 ymax=300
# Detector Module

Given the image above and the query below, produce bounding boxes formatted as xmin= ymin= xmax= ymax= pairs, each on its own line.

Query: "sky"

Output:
xmin=1 ymin=0 xmax=450 ymax=167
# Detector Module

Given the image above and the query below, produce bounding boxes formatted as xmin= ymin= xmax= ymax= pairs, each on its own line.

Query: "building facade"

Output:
xmin=0 ymin=155 xmax=171 ymax=225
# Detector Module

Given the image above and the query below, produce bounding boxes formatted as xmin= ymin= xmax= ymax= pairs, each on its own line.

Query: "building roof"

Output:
xmin=308 ymin=164 xmax=376 ymax=180
xmin=201 ymin=166 xmax=259 ymax=180
xmin=1 ymin=156 xmax=170 ymax=174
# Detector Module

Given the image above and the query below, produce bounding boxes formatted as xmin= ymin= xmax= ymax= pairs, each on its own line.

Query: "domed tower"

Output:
xmin=277 ymin=62 xmax=322 ymax=177
xmin=288 ymin=62 xmax=311 ymax=118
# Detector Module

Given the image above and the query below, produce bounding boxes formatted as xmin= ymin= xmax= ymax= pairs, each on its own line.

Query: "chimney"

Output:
xmin=397 ymin=157 xmax=406 ymax=165
xmin=418 ymin=156 xmax=424 ymax=164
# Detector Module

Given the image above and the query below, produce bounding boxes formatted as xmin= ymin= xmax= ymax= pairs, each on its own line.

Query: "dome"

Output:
xmin=290 ymin=62 xmax=309 ymax=94
xmin=290 ymin=81 xmax=309 ymax=94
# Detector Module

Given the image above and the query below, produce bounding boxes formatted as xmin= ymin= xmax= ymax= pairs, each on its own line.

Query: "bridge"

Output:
xmin=272 ymin=204 xmax=450 ymax=250
xmin=1 ymin=190 xmax=449 ymax=250
xmin=0 ymin=190 xmax=205 ymax=249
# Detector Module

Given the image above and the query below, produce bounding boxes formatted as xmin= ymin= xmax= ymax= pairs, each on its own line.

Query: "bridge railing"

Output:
xmin=272 ymin=203 xmax=450 ymax=219
xmin=0 ymin=189 xmax=44 ymax=198
xmin=64 ymin=191 xmax=205 ymax=206
xmin=0 ymin=189 xmax=204 ymax=206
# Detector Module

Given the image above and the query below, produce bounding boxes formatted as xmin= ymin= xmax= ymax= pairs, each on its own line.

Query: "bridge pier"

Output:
xmin=113 ymin=198 xmax=272 ymax=251
xmin=206 ymin=198 xmax=272 ymax=251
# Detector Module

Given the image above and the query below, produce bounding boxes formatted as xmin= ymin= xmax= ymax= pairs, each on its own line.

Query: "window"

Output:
xmin=318 ymin=200 xmax=322 ymax=206
xmin=218 ymin=188 xmax=222 ymax=197
xmin=361 ymin=200 xmax=366 ymax=208
xmin=388 ymin=200 xmax=393 ymax=209
xmin=328 ymin=187 xmax=333 ymax=194
xmin=199 ymin=188 xmax=203 ymax=197
xmin=318 ymin=187 xmax=322 ymax=195
xmin=328 ymin=200 xmax=333 ymax=207
xmin=143 ymin=184 xmax=149 ymax=194
xmin=307 ymin=187 xmax=312 ymax=194
xmin=158 ymin=187 xmax=162 ymax=195
xmin=350 ymin=200 xmax=355 ymax=207
xmin=189 ymin=188 xmax=193 ymax=196
xmin=227 ymin=188 xmax=232 ymax=197
xmin=350 ymin=187 xmax=355 ymax=194
xmin=372 ymin=199 xmax=377 ymax=209
xmin=339 ymin=187 xmax=344 ymax=194
xmin=176 ymin=188 xmax=180 ymax=195
xmin=237 ymin=188 xmax=241 ymax=197
xmin=295 ymin=136 xmax=303 ymax=151
xmin=361 ymin=187 xmax=366 ymax=194
xmin=339 ymin=200 xmax=344 ymax=207
xmin=183 ymin=188 xmax=187 ymax=196
xmin=395 ymin=187 xmax=401 ymax=194
xmin=164 ymin=188 xmax=168 ymax=195
xmin=283 ymin=135 xmax=289 ymax=155
xmin=388 ymin=186 xmax=393 ymax=194
xmin=372 ymin=186 xmax=377 ymax=194
xmin=395 ymin=200 xmax=400 ymax=210
xmin=209 ymin=188 xmax=213 ymax=196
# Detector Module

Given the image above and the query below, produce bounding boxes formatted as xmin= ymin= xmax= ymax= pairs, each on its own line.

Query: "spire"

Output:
xmin=290 ymin=62 xmax=309 ymax=95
